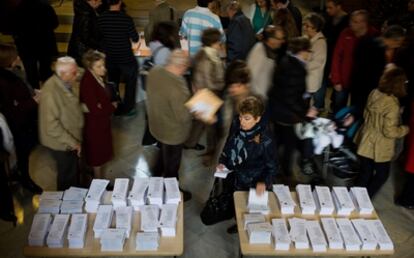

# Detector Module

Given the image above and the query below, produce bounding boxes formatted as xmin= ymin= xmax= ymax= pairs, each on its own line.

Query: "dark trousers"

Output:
xmin=356 ymin=156 xmax=390 ymax=198
xmin=331 ymin=88 xmax=349 ymax=114
xmin=21 ymin=56 xmax=54 ymax=89
xmin=13 ymin=128 xmax=38 ymax=180
xmin=0 ymin=160 xmax=14 ymax=216
xmin=49 ymin=148 xmax=79 ymax=190
xmin=153 ymin=142 xmax=183 ymax=179
xmin=398 ymin=173 xmax=414 ymax=205
xmin=313 ymin=77 xmax=329 ymax=109
xmin=107 ymin=60 xmax=138 ymax=113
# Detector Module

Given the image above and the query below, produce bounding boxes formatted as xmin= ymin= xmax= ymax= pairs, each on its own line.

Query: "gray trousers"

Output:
xmin=49 ymin=148 xmax=79 ymax=190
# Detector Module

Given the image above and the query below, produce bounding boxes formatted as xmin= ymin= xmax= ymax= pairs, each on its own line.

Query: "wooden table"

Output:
xmin=24 ymin=197 xmax=183 ymax=257
xmin=234 ymin=191 xmax=394 ymax=257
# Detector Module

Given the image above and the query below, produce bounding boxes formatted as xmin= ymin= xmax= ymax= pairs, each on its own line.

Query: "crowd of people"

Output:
xmin=1 ymin=0 xmax=414 ymax=228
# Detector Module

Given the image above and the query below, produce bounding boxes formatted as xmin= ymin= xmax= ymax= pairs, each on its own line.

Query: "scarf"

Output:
xmin=203 ymin=46 xmax=222 ymax=64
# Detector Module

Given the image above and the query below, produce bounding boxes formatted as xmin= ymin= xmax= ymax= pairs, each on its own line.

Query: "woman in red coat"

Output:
xmin=80 ymin=50 xmax=116 ymax=178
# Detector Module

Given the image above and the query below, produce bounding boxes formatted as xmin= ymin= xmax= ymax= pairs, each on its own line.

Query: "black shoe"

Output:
xmin=227 ymin=224 xmax=238 ymax=234
xmin=0 ymin=211 xmax=17 ymax=227
xmin=20 ymin=178 xmax=43 ymax=194
xmin=179 ymin=188 xmax=192 ymax=202
xmin=184 ymin=143 xmax=205 ymax=151
xmin=301 ymin=159 xmax=316 ymax=176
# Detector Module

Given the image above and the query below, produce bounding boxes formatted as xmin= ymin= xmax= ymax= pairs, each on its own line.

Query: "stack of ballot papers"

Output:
xmin=336 ymin=218 xmax=361 ymax=251
xmin=46 ymin=214 xmax=70 ymax=248
xmin=164 ymin=178 xmax=181 ymax=204
xmin=39 ymin=191 xmax=64 ymax=201
xmin=63 ymin=187 xmax=88 ymax=201
xmin=140 ymin=205 xmax=160 ymax=232
xmin=272 ymin=184 xmax=296 ymax=215
xmin=246 ymin=222 xmax=273 ymax=244
xmin=350 ymin=187 xmax=374 ymax=215
xmin=305 ymin=220 xmax=328 ymax=252
xmin=128 ymin=178 xmax=149 ymax=210
xmin=102 ymin=191 xmax=112 ymax=205
xmin=352 ymin=219 xmax=378 ymax=250
xmin=214 ymin=166 xmax=233 ymax=178
xmin=85 ymin=179 xmax=109 ymax=213
xmin=148 ymin=177 xmax=164 ymax=207
xmin=93 ymin=205 xmax=113 ymax=238
xmin=244 ymin=213 xmax=265 ymax=230
xmin=60 ymin=200 xmax=84 ymax=214
xmin=367 ymin=219 xmax=394 ymax=251
xmin=332 ymin=186 xmax=355 ymax=216
xmin=296 ymin=184 xmax=316 ymax=215
xmin=271 ymin=218 xmax=291 ymax=250
xmin=159 ymin=204 xmax=178 ymax=237
xmin=320 ymin=218 xmax=343 ymax=250
xmin=313 ymin=186 xmax=335 ymax=215
xmin=100 ymin=228 xmax=126 ymax=251
xmin=112 ymin=178 xmax=129 ymax=209
xmin=28 ymin=213 xmax=52 ymax=246
xmin=67 ymin=214 xmax=88 ymax=248
xmin=136 ymin=232 xmax=160 ymax=251
xmin=116 ymin=206 xmax=133 ymax=238
xmin=288 ymin=218 xmax=309 ymax=249
xmin=38 ymin=199 xmax=62 ymax=214
xmin=247 ymin=188 xmax=270 ymax=214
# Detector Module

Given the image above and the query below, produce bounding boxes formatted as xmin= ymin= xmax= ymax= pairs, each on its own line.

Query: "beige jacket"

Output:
xmin=306 ymin=32 xmax=327 ymax=93
xmin=39 ymin=75 xmax=84 ymax=151
xmin=355 ymin=89 xmax=409 ymax=162
xmin=192 ymin=47 xmax=225 ymax=93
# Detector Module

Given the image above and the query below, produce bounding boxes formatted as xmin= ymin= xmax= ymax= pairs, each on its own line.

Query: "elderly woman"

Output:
xmin=80 ymin=50 xmax=116 ymax=179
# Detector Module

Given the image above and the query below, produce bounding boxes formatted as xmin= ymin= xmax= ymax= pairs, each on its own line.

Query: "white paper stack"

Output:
xmin=148 ymin=177 xmax=164 ymax=207
xmin=67 ymin=214 xmax=88 ymax=248
xmin=100 ymin=228 xmax=126 ymax=251
xmin=271 ymin=218 xmax=291 ymax=250
xmin=112 ymin=178 xmax=129 ymax=209
xmin=102 ymin=191 xmax=112 ymax=205
xmin=336 ymin=218 xmax=361 ymax=251
xmin=367 ymin=219 xmax=394 ymax=251
xmin=159 ymin=204 xmax=178 ymax=237
xmin=39 ymin=191 xmax=64 ymax=201
xmin=244 ymin=213 xmax=265 ymax=230
xmin=116 ymin=206 xmax=133 ymax=238
xmin=320 ymin=217 xmax=343 ymax=250
xmin=136 ymin=232 xmax=160 ymax=251
xmin=93 ymin=205 xmax=113 ymax=238
xmin=272 ymin=184 xmax=296 ymax=215
xmin=296 ymin=184 xmax=316 ymax=215
xmin=38 ymin=199 xmax=62 ymax=214
xmin=313 ymin=186 xmax=335 ymax=215
xmin=28 ymin=213 xmax=52 ymax=246
xmin=128 ymin=178 xmax=149 ymax=210
xmin=246 ymin=222 xmax=273 ymax=244
xmin=140 ymin=205 xmax=160 ymax=232
xmin=164 ymin=178 xmax=181 ymax=204
xmin=60 ymin=200 xmax=84 ymax=214
xmin=288 ymin=218 xmax=309 ymax=249
xmin=214 ymin=166 xmax=233 ymax=178
xmin=247 ymin=188 xmax=270 ymax=214
xmin=332 ymin=186 xmax=355 ymax=216
xmin=306 ymin=220 xmax=327 ymax=252
xmin=63 ymin=187 xmax=88 ymax=201
xmin=85 ymin=179 xmax=109 ymax=213
xmin=350 ymin=187 xmax=374 ymax=215
xmin=46 ymin=214 xmax=70 ymax=248
xmin=352 ymin=219 xmax=378 ymax=250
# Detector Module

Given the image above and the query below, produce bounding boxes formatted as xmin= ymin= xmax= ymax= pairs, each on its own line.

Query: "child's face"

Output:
xmin=239 ymin=113 xmax=261 ymax=131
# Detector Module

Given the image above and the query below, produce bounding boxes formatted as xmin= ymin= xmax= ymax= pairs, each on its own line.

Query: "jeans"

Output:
xmin=313 ymin=77 xmax=329 ymax=109
xmin=331 ymin=88 xmax=349 ymax=114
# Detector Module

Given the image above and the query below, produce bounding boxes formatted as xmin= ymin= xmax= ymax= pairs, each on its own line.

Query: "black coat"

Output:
xmin=226 ymin=11 xmax=256 ymax=62
xmin=287 ymin=2 xmax=302 ymax=34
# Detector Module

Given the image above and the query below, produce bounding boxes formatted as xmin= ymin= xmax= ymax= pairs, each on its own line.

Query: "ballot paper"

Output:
xmin=247 ymin=188 xmax=270 ymax=214
xmin=136 ymin=232 xmax=160 ymax=251
xmin=305 ymin=220 xmax=328 ymax=252
xmin=112 ymin=178 xmax=129 ymax=209
xmin=336 ymin=218 xmax=361 ymax=251
xmin=214 ymin=166 xmax=233 ymax=179
xmin=93 ymin=205 xmax=113 ymax=238
xmin=128 ymin=178 xmax=149 ymax=209
xmin=63 ymin=187 xmax=88 ymax=201
xmin=28 ymin=213 xmax=52 ymax=247
xmin=271 ymin=218 xmax=291 ymax=250
xmin=38 ymin=199 xmax=62 ymax=214
xmin=185 ymin=88 xmax=223 ymax=123
xmin=367 ymin=219 xmax=394 ymax=251
xmin=140 ymin=205 xmax=160 ymax=232
xmin=313 ymin=186 xmax=335 ymax=216
xmin=246 ymin=222 xmax=273 ymax=244
xmin=320 ymin=217 xmax=343 ymax=250
xmin=296 ymin=184 xmax=316 ymax=215
xmin=159 ymin=204 xmax=178 ymax=237
xmin=244 ymin=213 xmax=265 ymax=230
xmin=46 ymin=214 xmax=70 ymax=248
xmin=60 ymin=200 xmax=84 ymax=214
xmin=288 ymin=218 xmax=309 ymax=249
xmin=67 ymin=213 xmax=88 ymax=248
xmin=148 ymin=177 xmax=164 ymax=207
xmin=351 ymin=219 xmax=378 ymax=251
xmin=350 ymin=187 xmax=374 ymax=215
xmin=39 ymin=191 xmax=64 ymax=200
xmin=164 ymin=178 xmax=181 ymax=204
xmin=102 ymin=191 xmax=112 ymax=205
xmin=85 ymin=179 xmax=109 ymax=213
xmin=116 ymin=206 xmax=133 ymax=238
xmin=332 ymin=186 xmax=355 ymax=216
xmin=272 ymin=184 xmax=296 ymax=215
xmin=100 ymin=228 xmax=126 ymax=252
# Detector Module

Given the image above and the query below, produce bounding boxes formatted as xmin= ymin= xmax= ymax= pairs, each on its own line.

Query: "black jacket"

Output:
xmin=226 ymin=11 xmax=256 ymax=62
xmin=287 ymin=2 xmax=302 ymax=34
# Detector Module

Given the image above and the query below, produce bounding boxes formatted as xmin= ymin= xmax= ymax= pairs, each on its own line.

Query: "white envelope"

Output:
xmin=305 ymin=220 xmax=327 ymax=252
xmin=313 ymin=186 xmax=335 ymax=216
xmin=320 ymin=217 xmax=343 ymax=250
xmin=272 ymin=218 xmax=291 ymax=250
xmin=272 ymin=184 xmax=296 ymax=215
xmin=296 ymin=184 xmax=316 ymax=215
xmin=336 ymin=218 xmax=361 ymax=251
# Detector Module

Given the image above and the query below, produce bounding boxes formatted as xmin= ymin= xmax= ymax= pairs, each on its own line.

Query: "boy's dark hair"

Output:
xmin=197 ymin=0 xmax=214 ymax=8
xmin=201 ymin=28 xmax=222 ymax=47
xmin=150 ymin=21 xmax=179 ymax=49
xmin=225 ymin=60 xmax=251 ymax=86
xmin=238 ymin=96 xmax=265 ymax=118
xmin=287 ymin=36 xmax=311 ymax=54
xmin=383 ymin=25 xmax=406 ymax=39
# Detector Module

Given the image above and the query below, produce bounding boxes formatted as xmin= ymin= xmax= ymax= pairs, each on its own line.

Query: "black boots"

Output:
xmin=20 ymin=177 xmax=43 ymax=194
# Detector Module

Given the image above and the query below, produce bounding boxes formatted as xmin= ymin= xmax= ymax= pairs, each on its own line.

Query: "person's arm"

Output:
xmin=179 ymin=12 xmax=188 ymax=39
xmin=80 ymin=75 xmax=114 ymax=117
xmin=382 ymin=103 xmax=409 ymax=138
xmin=306 ymin=38 xmax=327 ymax=91
xmin=256 ymin=137 xmax=276 ymax=189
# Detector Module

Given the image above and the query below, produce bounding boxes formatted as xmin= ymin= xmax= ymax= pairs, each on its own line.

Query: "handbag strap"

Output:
xmin=209 ymin=177 xmax=221 ymax=198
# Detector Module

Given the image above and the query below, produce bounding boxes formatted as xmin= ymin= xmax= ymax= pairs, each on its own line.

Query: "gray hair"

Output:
xmin=55 ymin=56 xmax=77 ymax=77
xmin=166 ymin=50 xmax=189 ymax=67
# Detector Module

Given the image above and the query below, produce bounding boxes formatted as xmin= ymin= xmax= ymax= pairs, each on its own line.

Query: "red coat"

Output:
xmin=405 ymin=102 xmax=414 ymax=173
xmin=79 ymin=70 xmax=115 ymax=166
